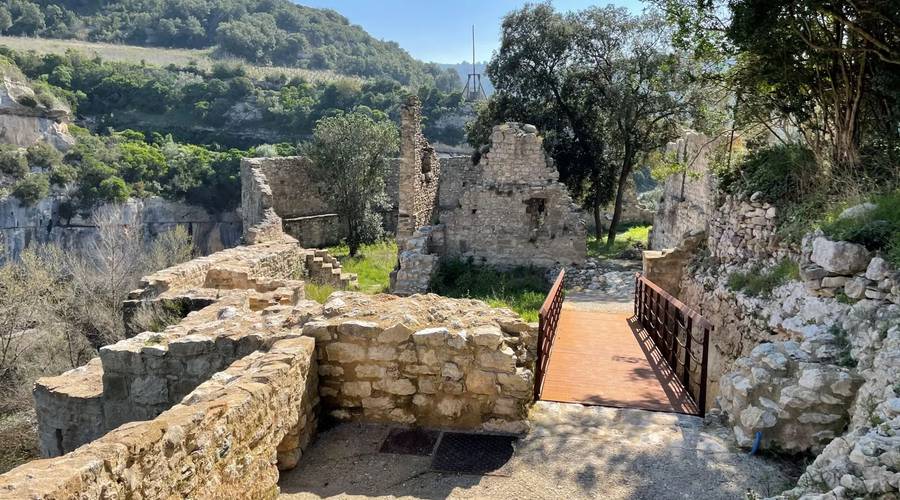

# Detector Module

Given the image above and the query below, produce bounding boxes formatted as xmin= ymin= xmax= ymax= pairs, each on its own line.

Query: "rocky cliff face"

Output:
xmin=0 ymin=196 xmax=242 ymax=259
xmin=0 ymin=77 xmax=75 ymax=151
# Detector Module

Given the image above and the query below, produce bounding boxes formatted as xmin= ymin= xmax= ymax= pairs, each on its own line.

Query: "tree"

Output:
xmin=305 ymin=109 xmax=399 ymax=256
xmin=658 ymin=0 xmax=900 ymax=176
xmin=477 ymin=3 xmax=613 ymax=240
xmin=573 ymin=8 xmax=704 ymax=243
xmin=472 ymin=4 xmax=706 ymax=243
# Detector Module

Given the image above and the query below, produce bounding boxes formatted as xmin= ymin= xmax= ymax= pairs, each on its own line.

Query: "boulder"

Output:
xmin=810 ymin=237 xmax=871 ymax=274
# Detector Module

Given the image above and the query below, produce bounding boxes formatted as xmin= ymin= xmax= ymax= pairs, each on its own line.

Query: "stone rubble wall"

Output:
xmin=396 ymin=96 xmax=440 ymax=240
xmin=299 ymin=292 xmax=535 ymax=432
xmin=0 ymin=336 xmax=318 ymax=500
xmin=708 ymin=194 xmax=793 ymax=264
xmin=649 ymin=131 xmax=723 ymax=250
xmin=389 ymin=225 xmax=440 ymax=295
xmin=241 ymin=157 xmax=286 ymax=245
xmin=240 ymin=155 xmax=400 ymax=247
xmin=437 ymin=123 xmax=586 ymax=269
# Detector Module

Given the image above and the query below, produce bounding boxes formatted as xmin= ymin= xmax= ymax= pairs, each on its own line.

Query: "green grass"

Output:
xmin=305 ymin=282 xmax=337 ymax=304
xmin=430 ymin=260 xmax=548 ymax=323
xmin=327 ymin=240 xmax=397 ymax=294
xmin=727 ymin=259 xmax=800 ymax=298
xmin=587 ymin=224 xmax=651 ymax=259
xmin=0 ymin=36 xmax=355 ymax=84
xmin=821 ymin=189 xmax=900 ymax=266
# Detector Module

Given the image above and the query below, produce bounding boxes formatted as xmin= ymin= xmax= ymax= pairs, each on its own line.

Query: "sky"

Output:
xmin=295 ymin=1 xmax=647 ymax=64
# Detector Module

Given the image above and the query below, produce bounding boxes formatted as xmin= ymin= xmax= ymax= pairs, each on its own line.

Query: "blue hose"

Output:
xmin=749 ymin=431 xmax=762 ymax=455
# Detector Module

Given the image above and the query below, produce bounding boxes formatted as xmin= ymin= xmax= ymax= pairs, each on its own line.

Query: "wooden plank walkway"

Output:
xmin=539 ymin=307 xmax=699 ymax=415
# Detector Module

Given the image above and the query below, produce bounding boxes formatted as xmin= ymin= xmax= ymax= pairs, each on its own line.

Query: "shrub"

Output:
xmin=97 ymin=176 xmax=131 ymax=202
xmin=821 ymin=190 xmax=900 ymax=265
xmin=718 ymin=143 xmax=820 ymax=206
xmin=12 ymin=173 xmax=49 ymax=205
xmin=727 ymin=259 xmax=799 ymax=298
xmin=25 ymin=141 xmax=62 ymax=169
xmin=49 ymin=164 xmax=77 ymax=186
xmin=0 ymin=145 xmax=27 ymax=177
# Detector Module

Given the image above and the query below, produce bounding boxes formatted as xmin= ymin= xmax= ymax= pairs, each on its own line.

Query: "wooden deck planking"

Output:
xmin=539 ymin=308 xmax=699 ymax=415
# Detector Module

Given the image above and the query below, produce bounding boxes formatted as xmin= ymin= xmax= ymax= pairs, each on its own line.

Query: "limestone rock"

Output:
xmin=810 ymin=237 xmax=871 ymax=274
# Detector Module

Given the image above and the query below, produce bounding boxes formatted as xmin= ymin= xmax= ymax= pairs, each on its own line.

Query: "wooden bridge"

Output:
xmin=534 ymin=272 xmax=712 ymax=416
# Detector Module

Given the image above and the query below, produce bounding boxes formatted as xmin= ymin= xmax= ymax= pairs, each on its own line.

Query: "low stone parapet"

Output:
xmin=299 ymin=292 xmax=536 ymax=433
xmin=0 ymin=336 xmax=318 ymax=499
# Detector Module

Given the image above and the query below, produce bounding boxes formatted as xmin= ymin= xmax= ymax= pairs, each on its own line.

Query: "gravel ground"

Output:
xmin=278 ymin=402 xmax=800 ymax=499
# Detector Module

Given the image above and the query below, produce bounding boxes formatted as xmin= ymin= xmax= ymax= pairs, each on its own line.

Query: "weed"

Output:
xmin=587 ymin=224 xmax=651 ymax=259
xmin=431 ymin=259 xmax=548 ymax=322
xmin=305 ymin=282 xmax=336 ymax=304
xmin=727 ymin=259 xmax=799 ymax=297
xmin=822 ymin=189 xmax=900 ymax=266
xmin=828 ymin=324 xmax=856 ymax=368
xmin=327 ymin=240 xmax=397 ymax=294
xmin=143 ymin=334 xmax=164 ymax=346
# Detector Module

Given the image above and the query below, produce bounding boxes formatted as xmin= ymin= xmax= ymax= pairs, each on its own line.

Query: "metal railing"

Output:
xmin=534 ymin=269 xmax=565 ymax=400
xmin=634 ymin=273 xmax=713 ymax=416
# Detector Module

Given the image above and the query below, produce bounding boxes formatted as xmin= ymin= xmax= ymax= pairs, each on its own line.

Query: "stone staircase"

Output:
xmin=306 ymin=250 xmax=358 ymax=289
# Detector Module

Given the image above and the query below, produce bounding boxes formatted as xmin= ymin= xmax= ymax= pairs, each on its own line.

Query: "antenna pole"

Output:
xmin=472 ymin=25 xmax=476 ymax=74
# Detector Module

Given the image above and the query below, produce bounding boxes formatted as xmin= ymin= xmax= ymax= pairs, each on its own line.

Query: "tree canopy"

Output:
xmin=470 ymin=4 xmax=707 ymax=243
xmin=305 ymin=110 xmax=399 ymax=256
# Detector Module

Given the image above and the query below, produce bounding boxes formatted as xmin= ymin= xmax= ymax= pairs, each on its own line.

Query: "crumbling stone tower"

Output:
xmin=396 ymin=96 xmax=440 ymax=241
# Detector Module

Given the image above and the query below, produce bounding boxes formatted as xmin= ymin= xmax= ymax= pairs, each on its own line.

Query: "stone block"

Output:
xmin=342 ymin=381 xmax=372 ymax=398
xmin=466 ymin=370 xmax=498 ymax=395
xmin=413 ymin=327 xmax=449 ymax=345
xmin=325 ymin=342 xmax=366 ymax=363
xmin=374 ymin=378 xmax=416 ymax=396
xmin=810 ymin=237 xmax=871 ymax=274
xmin=355 ymin=364 xmax=387 ymax=379
xmin=337 ymin=320 xmax=381 ymax=339
xmin=472 ymin=325 xmax=503 ymax=348
xmin=378 ymin=323 xmax=414 ymax=343
xmin=130 ymin=375 xmax=169 ymax=405
xmin=476 ymin=346 xmax=516 ymax=373
xmin=302 ymin=321 xmax=333 ymax=341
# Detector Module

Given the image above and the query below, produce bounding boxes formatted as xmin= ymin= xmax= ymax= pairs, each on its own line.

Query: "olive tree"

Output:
xmin=305 ymin=110 xmax=399 ymax=256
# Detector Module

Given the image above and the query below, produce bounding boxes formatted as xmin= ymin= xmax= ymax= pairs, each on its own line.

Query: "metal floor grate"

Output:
xmin=430 ymin=432 xmax=517 ymax=476
xmin=378 ymin=427 xmax=441 ymax=456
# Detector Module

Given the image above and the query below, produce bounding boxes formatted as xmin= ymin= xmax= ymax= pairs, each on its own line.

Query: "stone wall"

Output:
xmin=438 ymin=123 xmax=586 ymax=269
xmin=0 ymin=336 xmax=318 ymax=499
xmin=0 ymin=195 xmax=241 ymax=260
xmin=240 ymin=156 xmax=400 ymax=247
xmin=708 ymin=194 xmax=794 ymax=264
xmin=301 ymin=292 xmax=534 ymax=432
xmin=649 ymin=131 xmax=723 ymax=250
xmin=396 ymin=96 xmax=440 ymax=240
xmin=11 ymin=231 xmax=540 ymax=496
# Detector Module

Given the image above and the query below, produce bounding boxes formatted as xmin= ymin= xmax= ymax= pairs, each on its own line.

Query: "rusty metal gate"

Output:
xmin=534 ymin=270 xmax=565 ymax=400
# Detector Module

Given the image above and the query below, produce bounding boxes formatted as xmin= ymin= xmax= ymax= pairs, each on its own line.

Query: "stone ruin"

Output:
xmin=0 ymin=222 xmax=536 ymax=496
xmin=391 ymin=122 xmax=587 ymax=294
xmin=239 ymin=96 xmax=586 ymax=295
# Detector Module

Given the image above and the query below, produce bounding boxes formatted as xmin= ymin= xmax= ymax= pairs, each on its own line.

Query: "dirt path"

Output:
xmin=278 ymin=402 xmax=798 ymax=499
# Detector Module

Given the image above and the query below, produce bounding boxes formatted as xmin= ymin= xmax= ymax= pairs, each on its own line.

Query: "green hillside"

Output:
xmin=0 ymin=0 xmax=460 ymax=88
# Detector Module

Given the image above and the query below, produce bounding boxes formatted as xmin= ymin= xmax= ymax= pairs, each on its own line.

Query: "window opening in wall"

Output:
xmin=525 ymin=198 xmax=546 ymax=242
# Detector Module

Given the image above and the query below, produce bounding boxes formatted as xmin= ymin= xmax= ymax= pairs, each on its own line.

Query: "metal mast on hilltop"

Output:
xmin=464 ymin=25 xmax=486 ymax=102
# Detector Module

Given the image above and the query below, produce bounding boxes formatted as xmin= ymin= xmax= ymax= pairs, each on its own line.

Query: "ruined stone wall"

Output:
xmin=396 ymin=97 xmax=440 ymax=240
xmin=1 ymin=336 xmax=318 ymax=499
xmin=649 ymin=132 xmax=723 ymax=250
xmin=708 ymin=194 xmax=797 ymax=264
xmin=241 ymin=156 xmax=400 ymax=247
xmin=301 ymin=292 xmax=535 ymax=432
xmin=437 ymin=155 xmax=480 ymax=211
xmin=439 ymin=123 xmax=586 ymax=269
